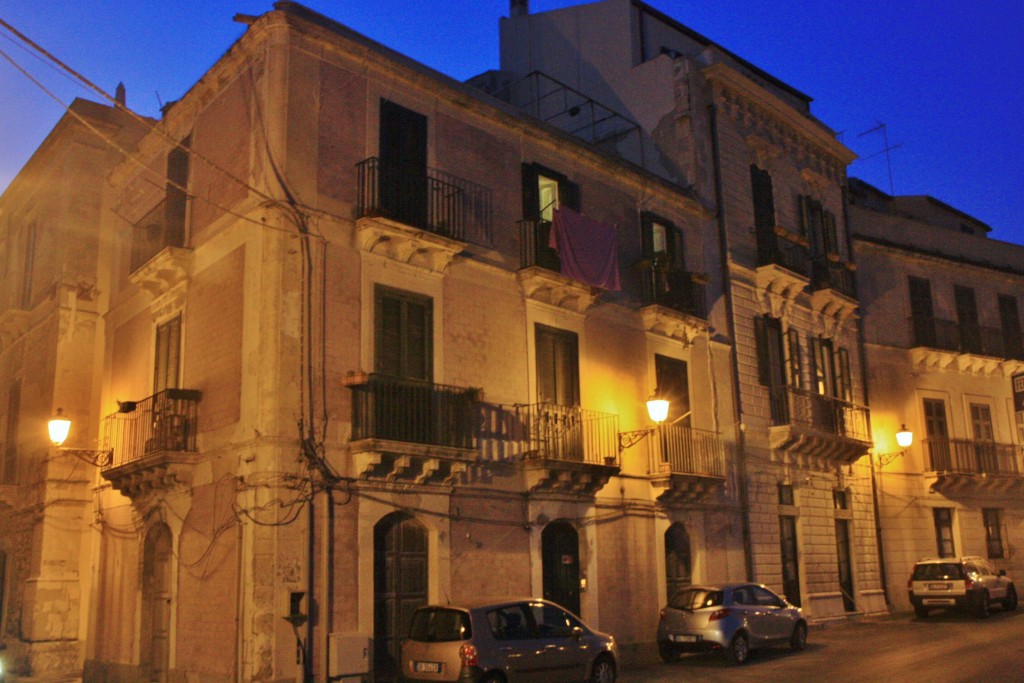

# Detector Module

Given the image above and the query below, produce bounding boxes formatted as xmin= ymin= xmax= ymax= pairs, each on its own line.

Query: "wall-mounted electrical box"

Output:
xmin=328 ymin=632 xmax=371 ymax=680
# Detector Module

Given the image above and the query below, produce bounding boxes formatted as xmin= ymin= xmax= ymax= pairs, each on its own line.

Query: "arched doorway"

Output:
xmin=374 ymin=513 xmax=427 ymax=682
xmin=141 ymin=523 xmax=172 ymax=683
xmin=541 ymin=521 xmax=580 ymax=615
xmin=665 ymin=523 xmax=692 ymax=598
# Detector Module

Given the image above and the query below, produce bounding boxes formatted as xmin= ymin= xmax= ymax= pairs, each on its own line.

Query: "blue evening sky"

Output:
xmin=1 ymin=1 xmax=1021 ymax=245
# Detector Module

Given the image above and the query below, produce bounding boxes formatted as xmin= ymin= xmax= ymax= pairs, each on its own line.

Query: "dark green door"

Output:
xmin=542 ymin=521 xmax=580 ymax=615
xmin=374 ymin=513 xmax=427 ymax=682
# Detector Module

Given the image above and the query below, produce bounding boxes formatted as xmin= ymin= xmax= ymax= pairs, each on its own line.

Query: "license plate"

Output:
xmin=672 ymin=634 xmax=699 ymax=643
xmin=928 ymin=583 xmax=951 ymax=590
xmin=414 ymin=661 xmax=442 ymax=673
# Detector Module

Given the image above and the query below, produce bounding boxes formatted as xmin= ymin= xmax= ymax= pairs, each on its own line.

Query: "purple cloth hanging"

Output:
xmin=548 ymin=207 xmax=622 ymax=291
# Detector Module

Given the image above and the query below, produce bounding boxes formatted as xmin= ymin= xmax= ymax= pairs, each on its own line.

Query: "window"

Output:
xmin=756 ymin=317 xmax=787 ymax=423
xmin=798 ymin=195 xmax=839 ymax=255
xmin=165 ymin=135 xmax=191 ymax=248
xmin=750 ymin=165 xmax=775 ymax=235
xmin=999 ymin=294 xmax=1023 ymax=359
xmin=955 ymin=285 xmax=981 ymax=353
xmin=640 ymin=212 xmax=683 ymax=266
xmin=835 ymin=348 xmax=852 ymax=402
xmin=809 ymin=337 xmax=835 ymax=398
xmin=379 ymin=101 xmax=428 ymax=228
xmin=535 ymin=325 xmax=579 ymax=407
xmin=923 ymin=398 xmax=950 ymax=471
xmin=1016 ymin=409 xmax=1024 ymax=446
xmin=2 ymin=381 xmax=20 ymax=485
xmin=522 ymin=163 xmax=579 ymax=270
xmin=833 ymin=489 xmax=848 ymax=510
xmin=375 ymin=286 xmax=432 ymax=382
xmin=970 ymin=403 xmax=997 ymax=473
xmin=778 ymin=483 xmax=794 ymax=506
xmin=933 ymin=508 xmax=955 ymax=558
xmin=154 ymin=316 xmax=182 ymax=394
xmin=983 ymin=509 xmax=1005 ymax=559
xmin=528 ymin=602 xmax=580 ymax=639
xmin=908 ymin=276 xmax=935 ymax=347
xmin=655 ymin=355 xmax=689 ymax=427
xmin=779 ymin=515 xmax=801 ymax=606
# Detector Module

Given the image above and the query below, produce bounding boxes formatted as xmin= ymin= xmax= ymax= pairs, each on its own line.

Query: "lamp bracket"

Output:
xmin=618 ymin=428 xmax=655 ymax=452
xmin=875 ymin=450 xmax=905 ymax=468
xmin=60 ymin=448 xmax=113 ymax=468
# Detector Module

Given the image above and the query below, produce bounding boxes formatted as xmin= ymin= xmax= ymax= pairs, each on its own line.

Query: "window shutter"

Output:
xmin=822 ymin=210 xmax=839 ymax=255
xmin=786 ymin=329 xmax=803 ymax=389
xmin=750 ymin=166 xmax=775 ymax=233
xmin=808 ymin=336 xmax=821 ymax=395
xmin=756 ymin=317 xmax=785 ymax=388
xmin=755 ymin=317 xmax=770 ymax=386
xmin=522 ymin=163 xmax=540 ymax=221
xmin=798 ymin=195 xmax=811 ymax=237
xmin=639 ymin=212 xmax=654 ymax=258
xmin=154 ymin=315 xmax=181 ymax=393
xmin=536 ymin=327 xmax=555 ymax=404
xmin=375 ymin=287 xmax=432 ymax=381
xmin=536 ymin=325 xmax=579 ymax=406
xmin=560 ymin=179 xmax=580 ymax=212
xmin=836 ymin=347 xmax=852 ymax=402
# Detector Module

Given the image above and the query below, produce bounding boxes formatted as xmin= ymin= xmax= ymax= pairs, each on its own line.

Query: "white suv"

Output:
xmin=908 ymin=556 xmax=1017 ymax=618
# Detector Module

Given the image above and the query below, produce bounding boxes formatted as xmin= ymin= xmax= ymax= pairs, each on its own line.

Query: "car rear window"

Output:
xmin=668 ymin=588 xmax=723 ymax=610
xmin=912 ymin=563 xmax=963 ymax=581
xmin=408 ymin=608 xmax=472 ymax=642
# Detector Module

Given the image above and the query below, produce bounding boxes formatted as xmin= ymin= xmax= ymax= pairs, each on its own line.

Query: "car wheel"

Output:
xmin=588 ymin=656 xmax=616 ymax=683
xmin=976 ymin=591 xmax=991 ymax=618
xmin=658 ymin=641 xmax=680 ymax=663
xmin=789 ymin=622 xmax=807 ymax=651
xmin=727 ymin=632 xmax=749 ymax=665
xmin=479 ymin=675 xmax=505 ymax=683
xmin=1003 ymin=585 xmax=1018 ymax=612
xmin=914 ymin=605 xmax=930 ymax=618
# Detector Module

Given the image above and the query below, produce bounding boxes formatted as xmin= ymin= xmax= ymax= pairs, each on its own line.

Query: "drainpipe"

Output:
xmin=845 ymin=184 xmax=891 ymax=608
xmin=708 ymin=102 xmax=755 ymax=581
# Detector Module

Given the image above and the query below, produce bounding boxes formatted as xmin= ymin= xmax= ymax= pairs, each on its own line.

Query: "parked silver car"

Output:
xmin=400 ymin=597 xmax=617 ymax=682
xmin=908 ymin=556 xmax=1017 ymax=618
xmin=657 ymin=583 xmax=807 ymax=665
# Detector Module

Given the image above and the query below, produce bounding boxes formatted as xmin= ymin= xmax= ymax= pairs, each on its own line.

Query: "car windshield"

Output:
xmin=668 ymin=588 xmax=723 ymax=611
xmin=913 ymin=563 xmax=963 ymax=581
xmin=408 ymin=608 xmax=472 ymax=642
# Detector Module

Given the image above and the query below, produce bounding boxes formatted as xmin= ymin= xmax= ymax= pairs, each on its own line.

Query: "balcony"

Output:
xmin=811 ymin=258 xmax=857 ymax=299
xmin=756 ymin=227 xmax=811 ymax=278
xmin=909 ymin=316 xmax=1022 ymax=375
xmin=767 ymin=386 xmax=871 ymax=465
xmin=637 ymin=264 xmax=708 ymax=319
xmin=516 ymin=219 xmax=598 ymax=313
xmin=926 ymin=438 xmax=1024 ymax=494
xmin=101 ymin=388 xmax=202 ymax=497
xmin=649 ymin=424 xmax=726 ymax=503
xmin=510 ymin=403 xmax=620 ymax=495
xmin=131 ymin=198 xmax=186 ymax=274
xmin=346 ymin=373 xmax=481 ymax=485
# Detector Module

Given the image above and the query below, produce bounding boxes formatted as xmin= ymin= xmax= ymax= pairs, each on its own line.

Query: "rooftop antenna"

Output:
xmin=857 ymin=121 xmax=901 ymax=195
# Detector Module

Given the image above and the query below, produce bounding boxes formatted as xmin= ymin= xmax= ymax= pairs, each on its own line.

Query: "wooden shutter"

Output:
xmin=999 ymin=294 xmax=1023 ymax=358
xmin=521 ymin=163 xmax=541 ymax=220
xmin=755 ymin=317 xmax=785 ymax=387
xmin=908 ymin=277 xmax=934 ymax=317
xmin=559 ymin=178 xmax=580 ymax=212
xmin=375 ymin=287 xmax=433 ymax=381
xmin=809 ymin=336 xmax=835 ymax=397
xmin=3 ymin=381 xmax=20 ymax=484
xmin=750 ymin=166 xmax=775 ymax=233
xmin=154 ymin=316 xmax=181 ymax=393
xmin=822 ymin=211 xmax=839 ymax=255
xmin=535 ymin=325 xmax=579 ymax=407
xmin=786 ymin=329 xmax=803 ymax=389
xmin=165 ymin=135 xmax=190 ymax=248
xmin=835 ymin=348 xmax=852 ymax=402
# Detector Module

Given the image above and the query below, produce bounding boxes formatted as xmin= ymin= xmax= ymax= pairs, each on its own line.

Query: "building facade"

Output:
xmin=850 ymin=178 xmax=1024 ymax=612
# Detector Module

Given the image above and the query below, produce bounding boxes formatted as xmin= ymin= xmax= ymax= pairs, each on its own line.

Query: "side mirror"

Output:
xmin=571 ymin=626 xmax=584 ymax=640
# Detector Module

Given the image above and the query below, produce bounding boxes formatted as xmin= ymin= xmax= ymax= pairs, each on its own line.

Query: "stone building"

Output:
xmin=849 ymin=177 xmax=1024 ymax=612
xmin=0 ymin=97 xmax=145 ymax=677
xmin=491 ymin=0 xmax=884 ymax=618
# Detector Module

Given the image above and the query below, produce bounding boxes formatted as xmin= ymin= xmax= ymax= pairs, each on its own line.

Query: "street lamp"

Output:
xmin=47 ymin=408 xmax=113 ymax=467
xmin=618 ymin=392 xmax=670 ymax=451
xmin=876 ymin=424 xmax=914 ymax=467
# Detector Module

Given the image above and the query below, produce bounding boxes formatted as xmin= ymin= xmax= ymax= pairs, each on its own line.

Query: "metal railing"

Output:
xmin=355 ymin=157 xmax=493 ymax=243
xmin=910 ymin=316 xmax=1010 ymax=358
xmin=653 ymin=424 xmax=725 ymax=477
xmin=767 ymin=386 xmax=870 ymax=443
xmin=501 ymin=403 xmax=619 ymax=466
xmin=926 ymin=438 xmax=1023 ymax=475
xmin=102 ymin=388 xmax=202 ymax=468
xmin=130 ymin=198 xmax=186 ymax=273
xmin=349 ymin=374 xmax=481 ymax=450
xmin=811 ymin=259 xmax=857 ymax=299
xmin=637 ymin=265 xmax=708 ymax=319
xmin=756 ymin=230 xmax=810 ymax=278
xmin=518 ymin=218 xmax=562 ymax=272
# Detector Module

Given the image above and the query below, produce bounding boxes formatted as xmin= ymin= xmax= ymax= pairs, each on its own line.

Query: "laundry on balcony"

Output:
xmin=548 ymin=207 xmax=621 ymax=290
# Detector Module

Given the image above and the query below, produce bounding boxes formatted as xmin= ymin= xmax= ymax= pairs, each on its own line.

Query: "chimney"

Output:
xmin=115 ymin=82 xmax=126 ymax=107
xmin=511 ymin=0 xmax=528 ymax=16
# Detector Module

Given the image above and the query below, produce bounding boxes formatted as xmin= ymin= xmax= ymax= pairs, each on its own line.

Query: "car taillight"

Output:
xmin=965 ymin=578 xmax=974 ymax=590
xmin=709 ymin=608 xmax=732 ymax=622
xmin=459 ymin=643 xmax=478 ymax=668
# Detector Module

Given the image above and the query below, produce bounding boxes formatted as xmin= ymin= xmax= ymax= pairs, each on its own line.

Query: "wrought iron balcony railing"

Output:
xmin=518 ymin=218 xmax=562 ymax=272
xmin=355 ymin=157 xmax=493 ymax=244
xmin=653 ymin=424 xmax=725 ymax=477
xmin=767 ymin=385 xmax=870 ymax=443
xmin=926 ymin=438 xmax=1023 ymax=475
xmin=756 ymin=229 xmax=810 ymax=278
xmin=910 ymin=316 xmax=1011 ymax=358
xmin=811 ymin=259 xmax=857 ymax=299
xmin=130 ymin=198 xmax=186 ymax=273
xmin=509 ymin=402 xmax=619 ymax=466
xmin=349 ymin=374 xmax=481 ymax=450
xmin=102 ymin=388 xmax=201 ymax=468
xmin=637 ymin=264 xmax=708 ymax=319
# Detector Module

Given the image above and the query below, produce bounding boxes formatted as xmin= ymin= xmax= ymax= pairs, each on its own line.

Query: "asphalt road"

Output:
xmin=619 ymin=608 xmax=1024 ymax=682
